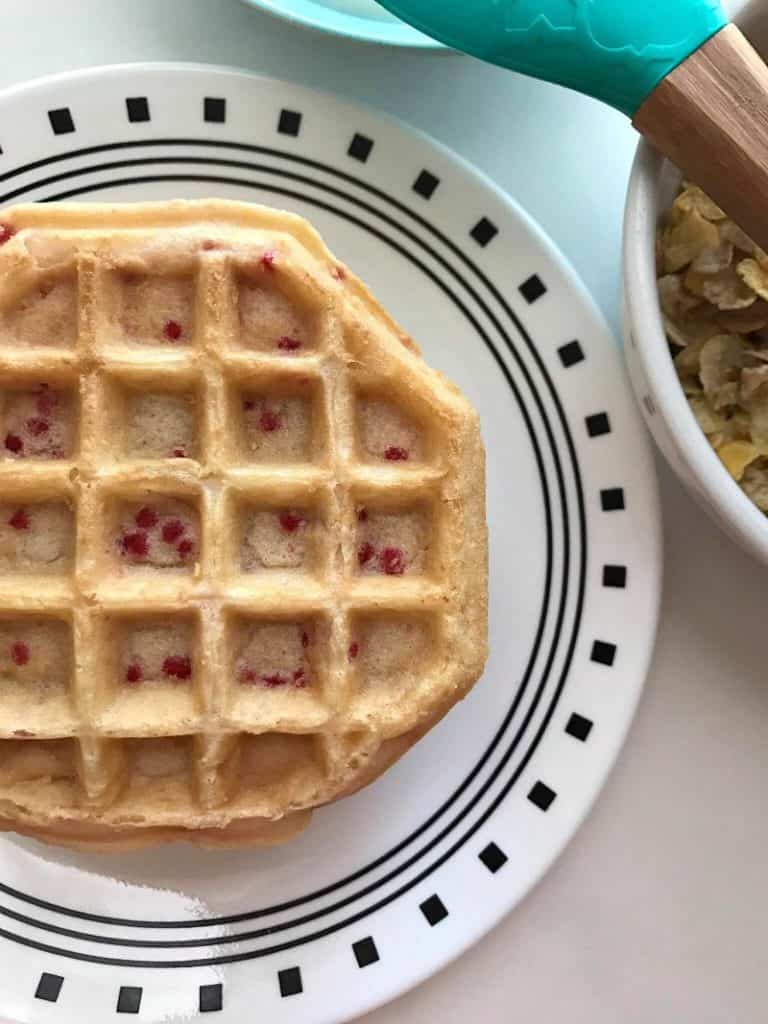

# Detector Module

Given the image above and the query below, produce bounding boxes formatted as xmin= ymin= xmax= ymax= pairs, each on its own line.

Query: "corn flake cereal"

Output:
xmin=658 ymin=182 xmax=768 ymax=504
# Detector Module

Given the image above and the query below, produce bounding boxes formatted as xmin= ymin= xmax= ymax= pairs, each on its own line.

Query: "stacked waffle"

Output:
xmin=0 ymin=200 xmax=487 ymax=850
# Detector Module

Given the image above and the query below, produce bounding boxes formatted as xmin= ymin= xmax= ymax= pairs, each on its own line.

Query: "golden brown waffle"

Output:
xmin=0 ymin=200 xmax=487 ymax=850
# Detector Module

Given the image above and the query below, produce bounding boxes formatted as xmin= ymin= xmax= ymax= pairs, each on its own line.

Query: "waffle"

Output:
xmin=0 ymin=200 xmax=487 ymax=850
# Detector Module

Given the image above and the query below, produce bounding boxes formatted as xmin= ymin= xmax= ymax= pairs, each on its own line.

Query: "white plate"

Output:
xmin=0 ymin=64 xmax=661 ymax=1024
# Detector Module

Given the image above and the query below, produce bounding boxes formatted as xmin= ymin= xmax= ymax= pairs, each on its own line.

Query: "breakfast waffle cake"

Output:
xmin=0 ymin=200 xmax=487 ymax=850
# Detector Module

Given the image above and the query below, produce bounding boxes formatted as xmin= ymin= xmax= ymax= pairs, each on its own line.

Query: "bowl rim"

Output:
xmin=239 ymin=0 xmax=447 ymax=50
xmin=623 ymin=140 xmax=768 ymax=563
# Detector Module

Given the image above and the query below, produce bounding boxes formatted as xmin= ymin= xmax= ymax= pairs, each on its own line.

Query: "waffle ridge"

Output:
xmin=0 ymin=200 xmax=487 ymax=849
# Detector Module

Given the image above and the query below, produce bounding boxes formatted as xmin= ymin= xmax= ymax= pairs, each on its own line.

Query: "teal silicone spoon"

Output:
xmin=377 ymin=0 xmax=768 ymax=253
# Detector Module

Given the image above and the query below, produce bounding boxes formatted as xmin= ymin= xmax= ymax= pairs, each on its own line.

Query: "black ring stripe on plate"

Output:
xmin=0 ymin=163 xmax=581 ymax=954
xmin=25 ymin=172 xmax=572 ymax=922
xmin=0 ymin=142 xmax=585 ymax=950
xmin=0 ymin=175 xmax=583 ymax=965
xmin=0 ymin=151 xmax=563 ymax=901
xmin=0 ymin=158 xmax=581 ymax=957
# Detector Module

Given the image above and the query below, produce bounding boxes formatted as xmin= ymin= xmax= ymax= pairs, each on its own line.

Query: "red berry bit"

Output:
xmin=201 ymin=239 xmax=220 ymax=251
xmin=358 ymin=541 xmax=375 ymax=567
xmin=4 ymin=433 xmax=23 ymax=454
xmin=262 ymin=672 xmax=290 ymax=688
xmin=331 ymin=265 xmax=346 ymax=281
xmin=26 ymin=417 xmax=49 ymax=437
xmin=172 ymin=448 xmax=186 ymax=458
xmin=277 ymin=335 xmax=302 ymax=352
xmin=10 ymin=641 xmax=29 ymax=666
xmin=260 ymin=250 xmax=277 ymax=271
xmin=0 ymin=224 xmax=17 ymax=246
xmin=239 ymin=667 xmax=258 ymax=684
xmin=161 ymin=518 xmax=185 ymax=544
xmin=259 ymin=409 xmax=281 ymax=432
xmin=384 ymin=446 xmax=409 ymax=462
xmin=135 ymin=506 xmax=158 ymax=530
xmin=178 ymin=538 xmax=194 ymax=559
xmin=278 ymin=510 xmax=305 ymax=534
xmin=163 ymin=319 xmax=183 ymax=341
xmin=36 ymin=389 xmax=57 ymax=416
xmin=162 ymin=655 xmax=192 ymax=680
xmin=8 ymin=508 xmax=30 ymax=531
xmin=120 ymin=531 xmax=149 ymax=559
xmin=125 ymin=663 xmax=143 ymax=685
xmin=293 ymin=668 xmax=307 ymax=688
xmin=379 ymin=547 xmax=406 ymax=576
xmin=348 ymin=641 xmax=359 ymax=662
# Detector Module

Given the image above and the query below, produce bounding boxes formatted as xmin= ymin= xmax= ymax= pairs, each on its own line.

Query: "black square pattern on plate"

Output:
xmin=603 ymin=564 xmax=627 ymax=589
xmin=519 ymin=274 xmax=547 ymax=304
xmin=278 ymin=109 xmax=302 ymax=136
xmin=348 ymin=133 xmax=374 ymax=162
xmin=413 ymin=170 xmax=440 ymax=199
xmin=470 ymin=217 xmax=498 ymax=247
xmin=586 ymin=412 xmax=611 ymax=438
xmin=479 ymin=841 xmax=508 ymax=874
xmin=48 ymin=108 xmax=75 ymax=135
xmin=35 ymin=973 xmax=63 ymax=1002
xmin=353 ymin=936 xmax=380 ymax=968
xmin=116 ymin=986 xmax=142 ymax=1014
xmin=278 ymin=967 xmax=303 ymax=998
xmin=591 ymin=640 xmax=617 ymax=667
xmin=126 ymin=97 xmax=150 ymax=123
xmin=600 ymin=488 xmax=625 ymax=512
xmin=420 ymin=894 xmax=448 ymax=926
xmin=558 ymin=340 xmax=585 ymax=368
xmin=199 ymin=983 xmax=223 ymax=1013
xmin=565 ymin=712 xmax=593 ymax=742
xmin=204 ymin=97 xmax=226 ymax=123
xmin=528 ymin=781 xmax=557 ymax=812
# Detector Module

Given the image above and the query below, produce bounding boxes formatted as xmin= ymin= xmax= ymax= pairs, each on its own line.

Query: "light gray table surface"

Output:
xmin=0 ymin=2 xmax=766 ymax=1022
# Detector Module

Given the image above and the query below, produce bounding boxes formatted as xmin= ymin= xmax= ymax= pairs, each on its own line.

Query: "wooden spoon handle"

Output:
xmin=634 ymin=24 xmax=768 ymax=252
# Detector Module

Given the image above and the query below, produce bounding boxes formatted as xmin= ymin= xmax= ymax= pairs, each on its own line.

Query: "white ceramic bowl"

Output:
xmin=623 ymin=0 xmax=768 ymax=566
